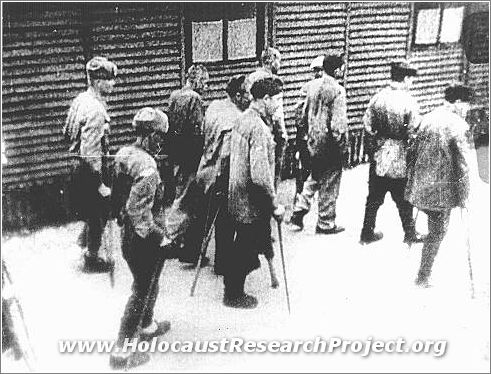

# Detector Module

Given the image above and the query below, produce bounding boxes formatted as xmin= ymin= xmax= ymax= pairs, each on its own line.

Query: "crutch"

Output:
xmin=461 ymin=208 xmax=475 ymax=299
xmin=189 ymin=202 xmax=222 ymax=296
xmin=276 ymin=221 xmax=291 ymax=314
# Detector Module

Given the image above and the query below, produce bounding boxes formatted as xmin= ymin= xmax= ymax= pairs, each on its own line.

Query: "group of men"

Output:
xmin=64 ymin=47 xmax=473 ymax=369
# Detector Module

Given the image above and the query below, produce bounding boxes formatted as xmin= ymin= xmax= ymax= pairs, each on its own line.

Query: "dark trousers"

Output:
xmin=72 ymin=161 xmax=108 ymax=256
xmin=116 ymin=224 xmax=164 ymax=347
xmin=361 ymin=163 xmax=416 ymax=237
xmin=223 ymin=219 xmax=271 ymax=298
xmin=417 ymin=209 xmax=451 ymax=281
xmin=179 ymin=188 xmax=235 ymax=272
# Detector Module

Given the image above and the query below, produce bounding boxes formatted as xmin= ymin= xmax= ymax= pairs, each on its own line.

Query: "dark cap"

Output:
xmin=86 ymin=56 xmax=117 ymax=80
xmin=444 ymin=83 xmax=474 ymax=103
xmin=391 ymin=60 xmax=417 ymax=78
xmin=323 ymin=54 xmax=344 ymax=75
xmin=132 ymin=107 xmax=169 ymax=135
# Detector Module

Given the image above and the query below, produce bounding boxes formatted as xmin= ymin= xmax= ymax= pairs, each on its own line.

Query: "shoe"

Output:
xmin=223 ymin=293 xmax=258 ymax=309
xmin=403 ymin=233 xmax=426 ymax=244
xmin=359 ymin=231 xmax=384 ymax=245
xmin=290 ymin=211 xmax=306 ymax=230
xmin=82 ymin=254 xmax=114 ymax=273
xmin=315 ymin=225 xmax=345 ymax=235
xmin=140 ymin=320 xmax=171 ymax=341
xmin=109 ymin=351 xmax=150 ymax=370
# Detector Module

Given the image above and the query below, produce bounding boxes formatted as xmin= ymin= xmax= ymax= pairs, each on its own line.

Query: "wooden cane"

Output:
xmin=276 ymin=221 xmax=291 ymax=314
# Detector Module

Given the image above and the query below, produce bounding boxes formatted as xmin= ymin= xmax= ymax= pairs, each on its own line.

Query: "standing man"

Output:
xmin=64 ymin=56 xmax=117 ymax=273
xmin=225 ymin=78 xmax=285 ymax=309
xmin=109 ymin=108 xmax=175 ymax=369
xmin=167 ymin=64 xmax=209 ymax=200
xmin=246 ymin=47 xmax=288 ymax=188
xmin=290 ymin=54 xmax=347 ymax=234
xmin=294 ymin=55 xmax=325 ymax=195
xmin=359 ymin=60 xmax=424 ymax=245
xmin=405 ymin=84 xmax=472 ymax=287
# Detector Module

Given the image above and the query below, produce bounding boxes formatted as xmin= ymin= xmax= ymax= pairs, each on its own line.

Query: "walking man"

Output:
xmin=64 ymin=56 xmax=117 ymax=273
xmin=359 ymin=60 xmax=424 ymax=245
xmin=109 ymin=107 xmax=175 ymax=369
xmin=246 ymin=47 xmax=288 ymax=188
xmin=225 ymin=78 xmax=285 ymax=309
xmin=290 ymin=54 xmax=347 ymax=234
xmin=405 ymin=84 xmax=472 ymax=287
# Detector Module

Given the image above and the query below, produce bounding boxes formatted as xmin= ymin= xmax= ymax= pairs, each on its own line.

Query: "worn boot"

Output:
xmin=359 ymin=230 xmax=384 ymax=245
xmin=290 ymin=211 xmax=307 ymax=230
xmin=82 ymin=253 xmax=114 ymax=273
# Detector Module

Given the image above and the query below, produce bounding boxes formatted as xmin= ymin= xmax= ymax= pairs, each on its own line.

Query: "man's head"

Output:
xmin=133 ymin=107 xmax=169 ymax=155
xmin=226 ymin=74 xmax=250 ymax=111
xmin=390 ymin=60 xmax=417 ymax=86
xmin=444 ymin=83 xmax=474 ymax=119
xmin=186 ymin=64 xmax=209 ymax=94
xmin=250 ymin=77 xmax=283 ymax=117
xmin=323 ymin=53 xmax=345 ymax=79
xmin=310 ymin=55 xmax=325 ymax=79
xmin=261 ymin=47 xmax=281 ymax=75
xmin=86 ymin=56 xmax=117 ymax=94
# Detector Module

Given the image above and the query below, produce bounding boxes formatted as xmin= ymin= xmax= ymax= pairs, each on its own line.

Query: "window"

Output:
xmin=184 ymin=3 xmax=265 ymax=64
xmin=413 ymin=3 xmax=465 ymax=48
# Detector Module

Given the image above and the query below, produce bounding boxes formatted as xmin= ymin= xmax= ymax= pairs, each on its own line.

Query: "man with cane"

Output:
xmin=225 ymin=78 xmax=285 ymax=309
xmin=109 ymin=107 xmax=176 ymax=369
xmin=405 ymin=83 xmax=473 ymax=288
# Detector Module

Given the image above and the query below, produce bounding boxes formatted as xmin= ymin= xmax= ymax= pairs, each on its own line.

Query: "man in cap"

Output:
xmin=405 ymin=83 xmax=473 ymax=287
xmin=109 ymin=107 xmax=176 ymax=369
xmin=293 ymin=55 xmax=326 ymax=195
xmin=246 ymin=47 xmax=288 ymax=188
xmin=290 ymin=54 xmax=347 ymax=235
xmin=359 ymin=60 xmax=424 ymax=245
xmin=64 ymin=56 xmax=117 ymax=273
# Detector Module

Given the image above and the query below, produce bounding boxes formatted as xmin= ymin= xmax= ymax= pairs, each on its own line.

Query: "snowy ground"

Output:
xmin=2 ymin=149 xmax=489 ymax=373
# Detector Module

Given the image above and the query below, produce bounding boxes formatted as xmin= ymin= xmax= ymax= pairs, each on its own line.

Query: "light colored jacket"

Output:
xmin=64 ymin=86 xmax=110 ymax=174
xmin=405 ymin=104 xmax=470 ymax=211
xmin=364 ymin=81 xmax=420 ymax=178
xmin=228 ymin=103 xmax=277 ymax=223
xmin=303 ymin=75 xmax=348 ymax=169
xmin=113 ymin=145 xmax=165 ymax=243
xmin=196 ymin=98 xmax=241 ymax=194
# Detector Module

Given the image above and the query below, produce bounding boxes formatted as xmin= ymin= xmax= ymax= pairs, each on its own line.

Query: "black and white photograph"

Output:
xmin=1 ymin=1 xmax=489 ymax=372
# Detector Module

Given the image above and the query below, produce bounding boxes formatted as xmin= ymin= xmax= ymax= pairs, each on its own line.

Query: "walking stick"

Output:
xmin=408 ymin=209 xmax=420 ymax=250
xmin=104 ymin=219 xmax=117 ymax=288
xmin=190 ymin=203 xmax=222 ymax=297
xmin=276 ymin=221 xmax=291 ymax=314
xmin=461 ymin=208 xmax=475 ymax=299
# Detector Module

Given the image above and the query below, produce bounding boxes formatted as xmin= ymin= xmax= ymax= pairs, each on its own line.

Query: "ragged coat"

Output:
xmin=228 ymin=103 xmax=277 ymax=224
xmin=405 ymin=104 xmax=470 ymax=211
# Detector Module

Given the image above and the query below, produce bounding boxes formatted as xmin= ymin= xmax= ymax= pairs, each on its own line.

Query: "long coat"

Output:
xmin=405 ymin=105 xmax=470 ymax=211
xmin=228 ymin=104 xmax=277 ymax=224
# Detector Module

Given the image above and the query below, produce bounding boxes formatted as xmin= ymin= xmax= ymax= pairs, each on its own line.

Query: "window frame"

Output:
xmin=183 ymin=3 xmax=265 ymax=67
xmin=412 ymin=2 xmax=466 ymax=50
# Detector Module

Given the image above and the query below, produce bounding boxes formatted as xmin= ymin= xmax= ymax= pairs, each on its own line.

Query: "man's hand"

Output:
xmin=98 ymin=183 xmax=111 ymax=198
xmin=273 ymin=204 xmax=285 ymax=223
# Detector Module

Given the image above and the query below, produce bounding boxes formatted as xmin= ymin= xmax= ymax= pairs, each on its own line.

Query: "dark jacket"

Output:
xmin=405 ymin=104 xmax=470 ymax=211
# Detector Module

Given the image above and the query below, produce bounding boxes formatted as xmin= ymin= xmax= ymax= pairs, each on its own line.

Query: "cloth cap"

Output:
xmin=86 ymin=56 xmax=118 ymax=80
xmin=310 ymin=55 xmax=325 ymax=70
xmin=132 ymin=107 xmax=169 ymax=134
